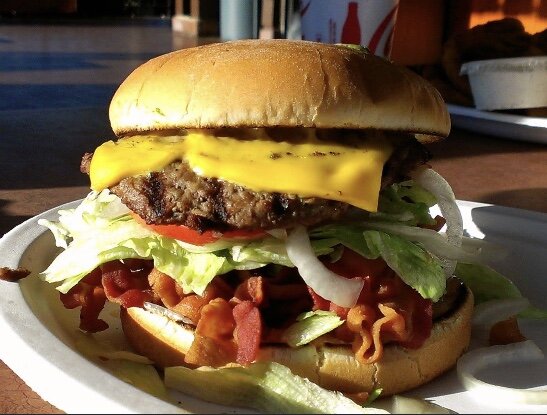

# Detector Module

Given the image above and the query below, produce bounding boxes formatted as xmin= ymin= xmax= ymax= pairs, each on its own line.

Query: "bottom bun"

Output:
xmin=120 ymin=287 xmax=473 ymax=396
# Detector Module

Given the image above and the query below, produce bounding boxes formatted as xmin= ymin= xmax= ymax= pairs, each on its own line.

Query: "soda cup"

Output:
xmin=299 ymin=0 xmax=400 ymax=58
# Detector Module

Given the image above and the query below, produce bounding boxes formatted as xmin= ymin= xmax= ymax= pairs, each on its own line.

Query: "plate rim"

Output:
xmin=447 ymin=104 xmax=547 ymax=128
xmin=447 ymin=103 xmax=547 ymax=144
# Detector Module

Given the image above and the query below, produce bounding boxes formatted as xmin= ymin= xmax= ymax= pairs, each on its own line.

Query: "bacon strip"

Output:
xmin=185 ymin=298 xmax=237 ymax=367
xmin=59 ymin=260 xmax=155 ymax=333
xmin=232 ymin=276 xmax=265 ymax=305
xmin=101 ymin=260 xmax=154 ymax=309
xmin=0 ymin=267 xmax=31 ymax=282
xmin=233 ymin=300 xmax=262 ymax=365
xmin=148 ymin=268 xmax=232 ymax=324
xmin=311 ymin=257 xmax=433 ymax=363
xmin=489 ymin=316 xmax=526 ymax=346
xmin=60 ymin=268 xmax=108 ymax=333
xmin=57 ymin=249 xmax=433 ymax=367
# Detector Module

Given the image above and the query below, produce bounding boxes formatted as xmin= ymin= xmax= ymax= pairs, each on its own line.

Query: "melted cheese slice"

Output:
xmin=90 ymin=132 xmax=393 ymax=212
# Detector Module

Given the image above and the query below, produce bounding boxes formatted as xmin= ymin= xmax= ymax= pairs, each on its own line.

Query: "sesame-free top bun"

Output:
xmin=109 ymin=40 xmax=450 ymax=142
xmin=120 ymin=287 xmax=473 ymax=397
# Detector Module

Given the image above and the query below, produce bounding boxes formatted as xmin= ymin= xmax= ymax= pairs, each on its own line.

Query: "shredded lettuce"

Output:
xmin=72 ymin=331 xmax=170 ymax=401
xmin=282 ymin=310 xmax=344 ymax=347
xmin=39 ymin=191 xmax=232 ymax=294
xmin=371 ymin=180 xmax=437 ymax=226
xmin=454 ymin=262 xmax=547 ymax=319
xmin=41 ymin=188 xmax=532 ymax=314
xmin=165 ymin=362 xmax=387 ymax=414
xmin=230 ymin=237 xmax=337 ymax=268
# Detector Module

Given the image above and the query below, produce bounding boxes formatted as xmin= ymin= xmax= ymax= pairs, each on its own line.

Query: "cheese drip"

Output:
xmin=90 ymin=131 xmax=393 ymax=212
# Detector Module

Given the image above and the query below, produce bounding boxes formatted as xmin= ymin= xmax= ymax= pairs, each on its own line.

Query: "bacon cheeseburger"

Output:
xmin=40 ymin=40 xmax=473 ymax=404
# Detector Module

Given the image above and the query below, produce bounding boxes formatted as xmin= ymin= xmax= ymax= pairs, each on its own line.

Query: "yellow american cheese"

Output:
xmin=89 ymin=131 xmax=393 ymax=212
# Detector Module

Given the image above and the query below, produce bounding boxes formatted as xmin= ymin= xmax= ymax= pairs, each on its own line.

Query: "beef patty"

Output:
xmin=81 ymin=136 xmax=429 ymax=232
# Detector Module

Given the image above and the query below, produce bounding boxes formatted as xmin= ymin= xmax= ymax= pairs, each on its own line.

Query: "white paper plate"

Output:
xmin=1 ymin=200 xmax=546 ymax=414
xmin=448 ymin=104 xmax=547 ymax=144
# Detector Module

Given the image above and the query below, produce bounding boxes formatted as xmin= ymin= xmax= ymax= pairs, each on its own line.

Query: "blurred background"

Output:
xmin=1 ymin=0 xmax=546 ymax=234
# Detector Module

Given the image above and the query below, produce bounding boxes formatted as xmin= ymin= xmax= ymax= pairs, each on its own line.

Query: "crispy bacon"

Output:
xmin=311 ymin=249 xmax=433 ymax=363
xmin=60 ymin=268 xmax=108 ymax=333
xmin=489 ymin=316 xmax=526 ymax=346
xmin=232 ymin=276 xmax=265 ymax=306
xmin=233 ymin=300 xmax=262 ymax=365
xmin=101 ymin=260 xmax=155 ymax=309
xmin=59 ymin=260 xmax=155 ymax=333
xmin=0 ymin=267 xmax=31 ymax=282
xmin=354 ymin=304 xmax=407 ymax=363
xmin=149 ymin=268 xmax=233 ymax=324
xmin=185 ymin=298 xmax=237 ymax=367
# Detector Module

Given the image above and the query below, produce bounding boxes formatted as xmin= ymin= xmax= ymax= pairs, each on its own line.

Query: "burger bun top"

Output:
xmin=109 ymin=40 xmax=450 ymax=142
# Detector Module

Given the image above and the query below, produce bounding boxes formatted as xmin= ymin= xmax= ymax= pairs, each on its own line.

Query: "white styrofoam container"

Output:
xmin=460 ymin=56 xmax=547 ymax=111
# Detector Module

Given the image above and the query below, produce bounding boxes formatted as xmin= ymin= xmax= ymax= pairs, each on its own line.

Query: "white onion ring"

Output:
xmin=286 ymin=226 xmax=364 ymax=308
xmin=457 ymin=340 xmax=547 ymax=405
xmin=363 ymin=221 xmax=480 ymax=262
xmin=471 ymin=298 xmax=530 ymax=347
xmin=412 ymin=167 xmax=463 ymax=277
xmin=472 ymin=298 xmax=530 ymax=327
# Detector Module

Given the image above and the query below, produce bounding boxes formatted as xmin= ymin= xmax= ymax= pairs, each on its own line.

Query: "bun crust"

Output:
xmin=120 ymin=287 xmax=473 ymax=396
xmin=109 ymin=40 xmax=450 ymax=142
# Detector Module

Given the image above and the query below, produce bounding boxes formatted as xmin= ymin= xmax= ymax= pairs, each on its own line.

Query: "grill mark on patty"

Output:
xmin=146 ymin=172 xmax=168 ymax=219
xmin=212 ymin=180 xmax=230 ymax=226
xmin=272 ymin=193 xmax=289 ymax=218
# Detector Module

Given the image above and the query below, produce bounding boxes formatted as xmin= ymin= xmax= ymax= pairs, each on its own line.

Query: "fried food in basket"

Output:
xmin=421 ymin=18 xmax=547 ymax=115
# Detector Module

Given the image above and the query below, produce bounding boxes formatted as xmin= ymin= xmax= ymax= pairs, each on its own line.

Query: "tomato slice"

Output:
xmin=131 ymin=213 xmax=266 ymax=245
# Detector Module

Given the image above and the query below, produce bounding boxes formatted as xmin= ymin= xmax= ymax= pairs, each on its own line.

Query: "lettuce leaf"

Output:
xmin=165 ymin=362 xmax=387 ymax=414
xmin=371 ymin=180 xmax=437 ymax=226
xmin=282 ymin=310 xmax=344 ymax=347
xmin=454 ymin=262 xmax=547 ymax=319
xmin=363 ymin=230 xmax=445 ymax=301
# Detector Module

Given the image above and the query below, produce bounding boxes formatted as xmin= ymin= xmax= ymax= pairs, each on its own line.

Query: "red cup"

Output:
xmin=300 ymin=0 xmax=400 ymax=58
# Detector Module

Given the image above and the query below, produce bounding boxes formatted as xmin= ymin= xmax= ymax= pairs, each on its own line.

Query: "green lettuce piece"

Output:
xmin=310 ymin=225 xmax=446 ymax=302
xmin=282 ymin=311 xmax=344 ymax=347
xmin=230 ymin=237 xmax=338 ymax=268
xmin=454 ymin=262 xmax=547 ymax=319
xmin=41 ymin=226 xmax=231 ymax=295
xmin=165 ymin=362 xmax=387 ymax=414
xmin=72 ymin=331 xmax=170 ymax=402
xmin=104 ymin=359 xmax=171 ymax=401
xmin=363 ymin=231 xmax=445 ymax=301
xmin=371 ymin=181 xmax=437 ymax=226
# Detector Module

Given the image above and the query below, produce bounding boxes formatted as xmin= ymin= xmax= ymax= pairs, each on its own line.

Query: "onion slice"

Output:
xmin=472 ymin=298 xmax=530 ymax=327
xmin=457 ymin=340 xmax=547 ymax=405
xmin=286 ymin=226 xmax=364 ymax=308
xmin=144 ymin=302 xmax=195 ymax=326
xmin=412 ymin=167 xmax=463 ymax=277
